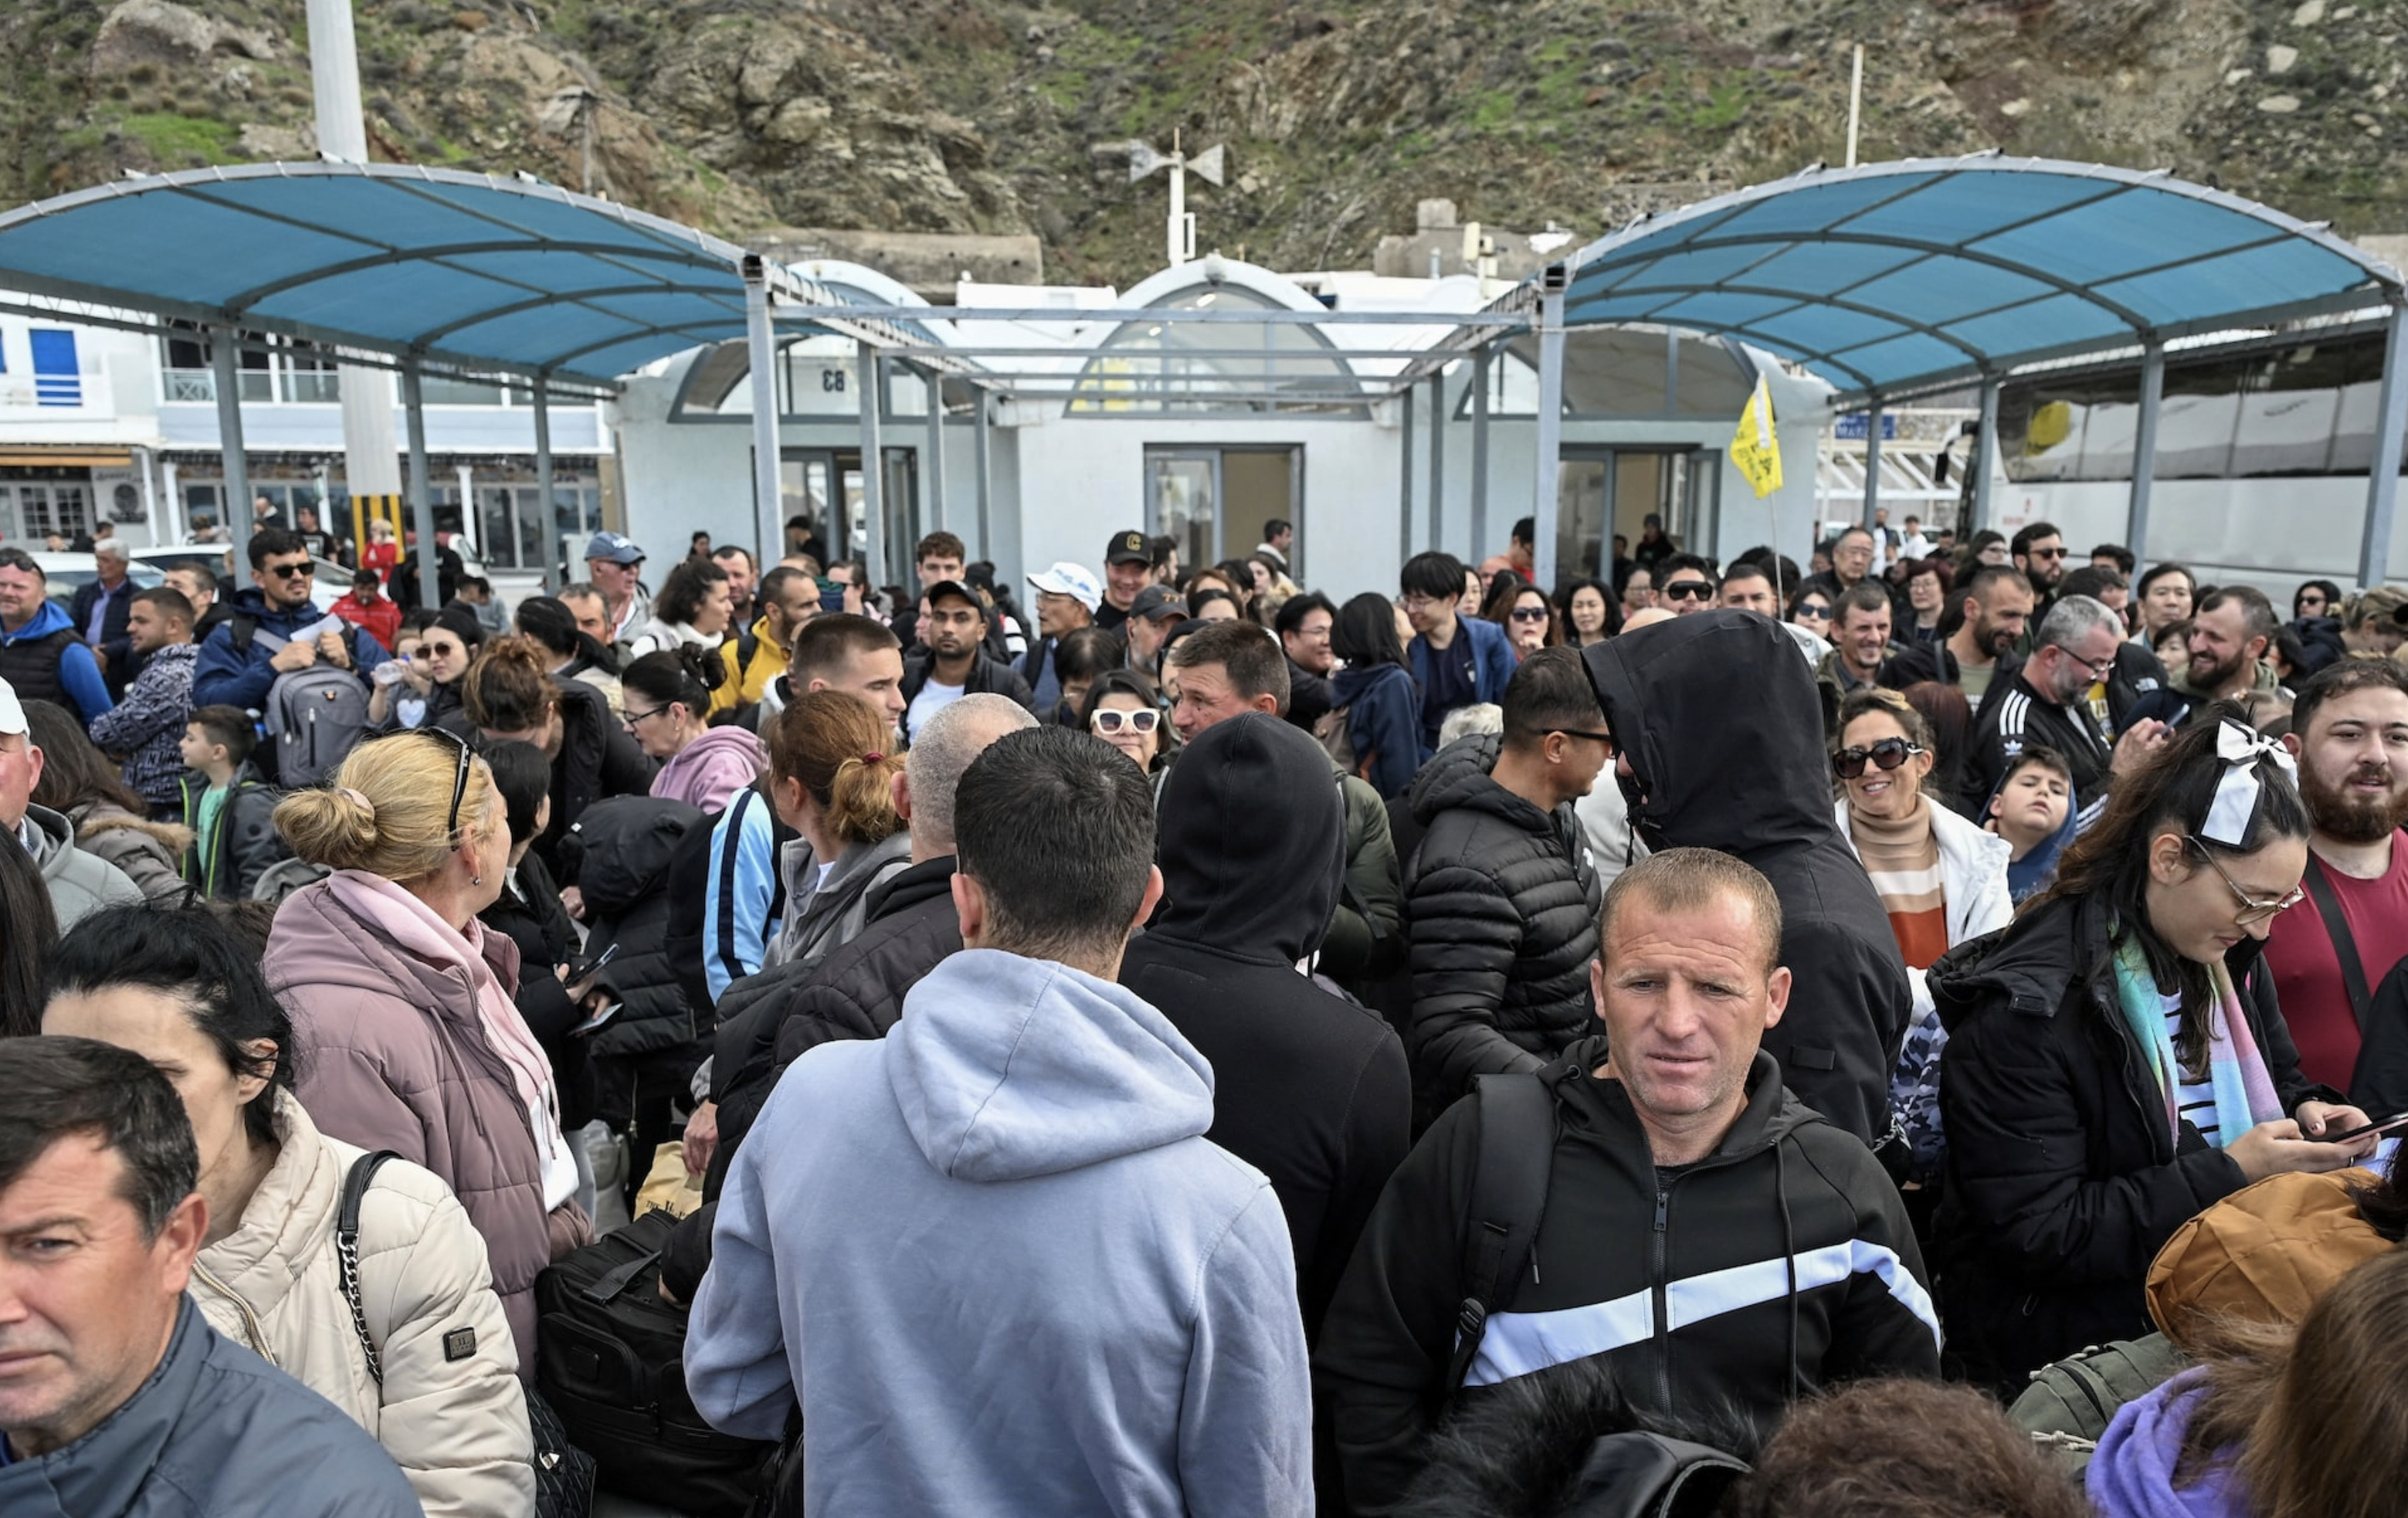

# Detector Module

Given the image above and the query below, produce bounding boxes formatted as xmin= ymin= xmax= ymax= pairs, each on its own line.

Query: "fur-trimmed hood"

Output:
xmin=71 ymin=801 xmax=196 ymax=857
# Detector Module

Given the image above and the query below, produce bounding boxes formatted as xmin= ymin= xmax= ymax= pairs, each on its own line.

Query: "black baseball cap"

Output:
xmin=1104 ymin=530 xmax=1151 ymax=567
xmin=1131 ymin=585 xmax=1188 ymax=622
xmin=925 ymin=578 xmax=986 ymax=615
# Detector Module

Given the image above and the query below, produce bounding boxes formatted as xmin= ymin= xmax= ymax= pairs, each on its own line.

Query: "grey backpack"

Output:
xmin=231 ymin=618 xmax=373 ymax=788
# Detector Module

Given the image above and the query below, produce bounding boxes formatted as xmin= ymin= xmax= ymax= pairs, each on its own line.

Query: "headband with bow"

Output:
xmin=2199 ymin=720 xmax=2296 ymax=847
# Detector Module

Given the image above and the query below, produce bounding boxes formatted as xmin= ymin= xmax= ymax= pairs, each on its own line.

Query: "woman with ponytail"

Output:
xmin=764 ymin=689 xmax=911 ymax=968
xmin=461 ymin=634 xmax=653 ymax=874
xmin=1929 ymin=705 xmax=2383 ymax=1391
xmin=263 ymin=730 xmax=588 ymax=1378
xmin=623 ymin=645 xmax=764 ymax=812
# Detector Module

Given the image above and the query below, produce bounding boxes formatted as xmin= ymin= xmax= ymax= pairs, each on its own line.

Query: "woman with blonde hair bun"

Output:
xmin=263 ymin=727 xmax=587 ymax=1377
xmin=765 ymin=689 xmax=912 ymax=967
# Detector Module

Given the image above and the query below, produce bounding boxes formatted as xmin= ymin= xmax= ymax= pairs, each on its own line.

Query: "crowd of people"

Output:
xmin=2 ymin=503 xmax=2406 ymax=1518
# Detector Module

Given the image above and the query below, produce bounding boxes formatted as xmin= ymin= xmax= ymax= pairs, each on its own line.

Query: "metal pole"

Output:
xmin=742 ymin=256 xmax=782 ymax=574
xmin=1846 ymin=44 xmax=1865 ymax=168
xmin=1470 ymin=345 xmax=1491 ymax=563
xmin=1533 ymin=277 xmax=1568 ymax=593
xmin=857 ymin=344 xmax=887 ymax=592
xmin=1861 ymin=401 xmax=1883 ymax=530
xmin=2128 ymin=341 xmax=2165 ymax=562
xmin=402 ymin=361 xmax=439 ymax=610
xmin=924 ymin=367 xmax=948 ymax=534
xmin=308 ymin=0 xmax=401 ymax=511
xmin=1972 ymin=375 xmax=1999 ymax=534
xmin=1397 ymin=385 xmax=1416 ymax=567
xmin=212 ymin=330 xmax=253 ymax=542
xmin=534 ymin=376 xmax=561 ymax=588
xmin=1427 ymin=371 xmax=1445 ymax=554
xmin=973 ymin=387 xmax=993 ymax=562
xmin=2359 ymin=303 xmax=2408 ymax=588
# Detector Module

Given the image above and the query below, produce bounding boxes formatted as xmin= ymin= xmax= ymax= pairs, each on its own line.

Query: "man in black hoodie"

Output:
xmin=1121 ymin=713 xmax=1410 ymax=1339
xmin=1582 ymin=609 xmax=1913 ymax=1148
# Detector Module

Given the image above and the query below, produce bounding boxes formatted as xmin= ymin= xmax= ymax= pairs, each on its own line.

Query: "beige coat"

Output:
xmin=191 ymin=1089 xmax=535 ymax=1518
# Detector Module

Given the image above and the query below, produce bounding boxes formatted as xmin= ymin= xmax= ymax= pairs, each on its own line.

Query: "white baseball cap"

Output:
xmin=1026 ymin=561 xmax=1103 ymax=614
xmin=0 ymin=678 xmax=23 ymax=737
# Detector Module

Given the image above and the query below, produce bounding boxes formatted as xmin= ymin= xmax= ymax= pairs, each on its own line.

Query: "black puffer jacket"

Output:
xmin=1122 ymin=713 xmax=1410 ymax=1341
xmin=561 ymin=797 xmax=711 ymax=1120
xmin=536 ymin=676 xmax=656 ymax=877
xmin=1928 ymin=893 xmax=2332 ymax=1391
xmin=1404 ymin=733 xmax=1602 ymax=1110
xmin=1584 ymin=611 xmax=1914 ymax=1147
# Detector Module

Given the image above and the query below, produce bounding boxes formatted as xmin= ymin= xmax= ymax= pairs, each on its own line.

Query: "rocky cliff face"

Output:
xmin=5 ymin=0 xmax=2402 ymax=288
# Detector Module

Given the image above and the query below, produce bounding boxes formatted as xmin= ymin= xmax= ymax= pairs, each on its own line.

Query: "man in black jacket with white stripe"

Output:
xmin=1959 ymin=594 xmax=2169 ymax=828
xmin=1315 ymin=850 xmax=1939 ymax=1514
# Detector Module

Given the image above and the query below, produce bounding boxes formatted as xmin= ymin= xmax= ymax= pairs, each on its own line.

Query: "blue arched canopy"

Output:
xmin=1558 ymin=156 xmax=2405 ymax=402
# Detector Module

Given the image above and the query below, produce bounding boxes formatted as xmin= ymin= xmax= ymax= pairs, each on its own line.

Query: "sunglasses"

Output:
xmin=1663 ymin=581 xmax=1715 ymax=601
xmin=1090 ymin=708 xmax=1161 ymax=736
xmin=1511 ymin=607 xmax=1551 ymax=622
xmin=265 ymin=561 xmax=316 ymax=579
xmin=2185 ymin=835 xmax=2307 ymax=925
xmin=2026 ymin=546 xmax=2069 ymax=561
xmin=1833 ymin=737 xmax=1925 ymax=778
xmin=1793 ymin=603 xmax=1833 ymax=622
xmin=1555 ymin=728 xmax=1617 ymax=754
xmin=417 ymin=725 xmax=474 ymax=840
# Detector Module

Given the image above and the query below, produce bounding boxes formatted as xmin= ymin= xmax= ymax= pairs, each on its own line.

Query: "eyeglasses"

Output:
xmin=1833 ymin=737 xmax=1926 ymax=778
xmin=2048 ymin=644 xmax=2117 ymax=679
xmin=1663 ymin=581 xmax=1715 ymax=601
xmin=1090 ymin=708 xmax=1161 ymax=736
xmin=2185 ymin=835 xmax=2307 ymax=924
xmin=622 ymin=704 xmax=671 ymax=728
xmin=1510 ymin=607 xmax=1551 ymax=622
xmin=265 ymin=561 xmax=315 ymax=580
xmin=1555 ymin=728 xmax=1617 ymax=754
xmin=1793 ymin=603 xmax=1833 ymax=622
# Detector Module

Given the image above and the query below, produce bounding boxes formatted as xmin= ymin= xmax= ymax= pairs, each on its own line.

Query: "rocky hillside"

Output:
xmin=4 ymin=0 xmax=2403 ymax=287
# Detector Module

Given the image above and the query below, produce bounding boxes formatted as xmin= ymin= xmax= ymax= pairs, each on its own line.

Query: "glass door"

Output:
xmin=1146 ymin=450 xmax=1219 ymax=576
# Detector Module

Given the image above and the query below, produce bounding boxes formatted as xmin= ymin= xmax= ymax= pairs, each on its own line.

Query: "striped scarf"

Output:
xmin=2109 ymin=934 xmax=2281 ymax=1147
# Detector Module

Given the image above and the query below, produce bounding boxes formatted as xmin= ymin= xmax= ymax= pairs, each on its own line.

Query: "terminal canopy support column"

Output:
xmin=1396 ymin=385 xmax=1416 ymax=568
xmin=2127 ymin=341 xmax=2166 ymax=563
xmin=857 ymin=344 xmax=887 ymax=592
xmin=742 ymin=256 xmax=783 ymax=572
xmin=974 ymin=386 xmax=993 ymax=563
xmin=209 ymin=327 xmax=253 ymax=542
xmin=1532 ymin=273 xmax=1568 ymax=592
xmin=401 ymin=361 xmax=439 ymax=611
xmin=1971 ymin=376 xmax=1999 ymax=535
xmin=533 ymin=376 xmax=559 ymax=588
xmin=1427 ymin=371 xmax=1445 ymax=553
xmin=2360 ymin=305 xmax=2408 ymax=587
xmin=1470 ymin=346 xmax=1492 ymax=563
xmin=1860 ymin=401 xmax=1884 ymax=531
xmin=925 ymin=368 xmax=948 ymax=534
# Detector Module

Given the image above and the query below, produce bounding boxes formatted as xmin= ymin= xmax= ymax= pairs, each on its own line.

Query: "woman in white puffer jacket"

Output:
xmin=42 ymin=903 xmax=534 ymax=1518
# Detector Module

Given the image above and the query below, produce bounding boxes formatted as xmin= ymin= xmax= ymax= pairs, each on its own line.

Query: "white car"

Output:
xmin=27 ymin=551 xmax=165 ymax=611
xmin=126 ymin=543 xmax=344 ymax=613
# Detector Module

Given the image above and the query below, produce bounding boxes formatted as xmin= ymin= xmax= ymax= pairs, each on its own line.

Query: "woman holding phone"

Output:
xmin=1930 ymin=708 xmax=2382 ymax=1391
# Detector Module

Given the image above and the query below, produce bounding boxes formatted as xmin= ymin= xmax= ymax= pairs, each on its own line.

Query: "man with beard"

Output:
xmin=2262 ymin=659 xmax=2408 ymax=1092
xmin=1959 ymin=595 xmax=2168 ymax=830
xmin=2009 ymin=520 xmax=2068 ymax=617
xmin=1880 ymin=565 xmax=2033 ymax=712
xmin=898 ymin=578 xmax=1035 ymax=742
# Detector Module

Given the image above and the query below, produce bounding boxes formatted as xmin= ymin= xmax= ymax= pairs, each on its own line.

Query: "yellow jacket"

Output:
xmin=710 ymin=617 xmax=789 ymax=717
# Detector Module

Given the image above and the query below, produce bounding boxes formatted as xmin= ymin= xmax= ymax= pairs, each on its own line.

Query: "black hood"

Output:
xmin=562 ymin=795 xmax=706 ymax=914
xmin=1154 ymin=713 xmax=1344 ymax=964
xmin=1582 ymin=610 xmax=1833 ymax=856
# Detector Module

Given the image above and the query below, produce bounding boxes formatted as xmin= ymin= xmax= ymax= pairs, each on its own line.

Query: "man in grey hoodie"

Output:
xmin=0 ymin=678 xmax=141 ymax=928
xmin=687 ymin=725 xmax=1314 ymax=1517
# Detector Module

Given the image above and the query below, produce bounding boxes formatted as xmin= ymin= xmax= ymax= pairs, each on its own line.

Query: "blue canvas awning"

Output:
xmin=1557 ymin=155 xmax=2406 ymax=402
xmin=0 ymin=161 xmax=919 ymax=388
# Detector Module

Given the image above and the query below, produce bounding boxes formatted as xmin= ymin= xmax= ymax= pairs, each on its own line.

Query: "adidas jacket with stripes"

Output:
xmin=1960 ymin=665 xmax=2114 ymax=826
xmin=1314 ymin=1039 xmax=1941 ymax=1514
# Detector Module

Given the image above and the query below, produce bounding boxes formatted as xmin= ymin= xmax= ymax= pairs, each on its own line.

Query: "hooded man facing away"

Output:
xmin=687 ymin=725 xmax=1314 ymax=1518
xmin=1122 ymin=712 xmax=1411 ymax=1340
xmin=1582 ymin=609 xmax=1914 ymax=1150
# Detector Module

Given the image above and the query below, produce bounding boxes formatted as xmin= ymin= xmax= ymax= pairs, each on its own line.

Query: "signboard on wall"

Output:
xmin=90 ymin=466 xmax=145 ymax=524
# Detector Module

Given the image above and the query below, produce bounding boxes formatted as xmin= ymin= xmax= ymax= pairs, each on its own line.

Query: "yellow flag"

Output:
xmin=1730 ymin=375 xmax=1783 ymax=498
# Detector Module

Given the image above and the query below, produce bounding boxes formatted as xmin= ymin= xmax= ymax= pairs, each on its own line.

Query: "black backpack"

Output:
xmin=534 ymin=1208 xmax=782 ymax=1516
xmin=662 ymin=788 xmax=792 ymax=1015
xmin=707 ymin=629 xmax=768 ymax=733
xmin=1446 ymin=1068 xmax=1563 ymax=1389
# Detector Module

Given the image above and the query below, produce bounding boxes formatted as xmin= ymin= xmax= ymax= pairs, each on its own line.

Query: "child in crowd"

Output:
xmin=1986 ymin=746 xmax=2077 ymax=903
xmin=176 ymin=704 xmax=287 ymax=900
